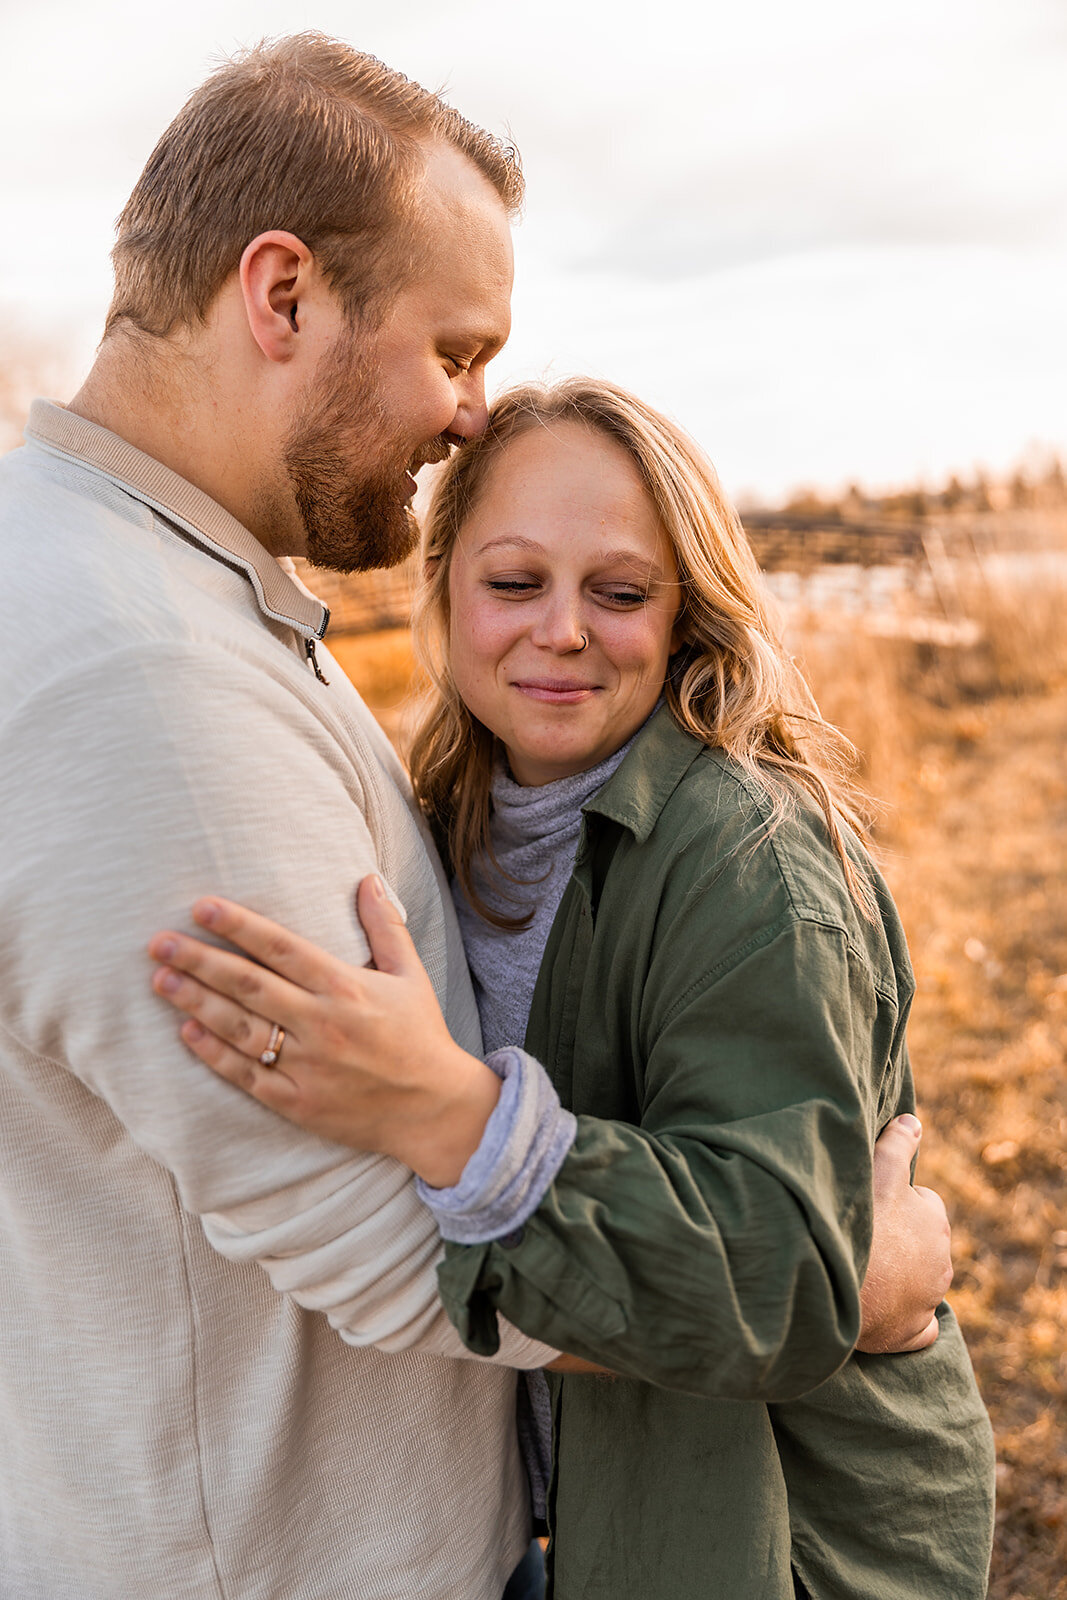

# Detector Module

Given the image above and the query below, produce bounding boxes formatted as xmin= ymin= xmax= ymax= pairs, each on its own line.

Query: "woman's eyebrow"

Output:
xmin=597 ymin=548 xmax=672 ymax=582
xmin=471 ymin=535 xmax=544 ymax=557
xmin=471 ymin=537 xmax=671 ymax=583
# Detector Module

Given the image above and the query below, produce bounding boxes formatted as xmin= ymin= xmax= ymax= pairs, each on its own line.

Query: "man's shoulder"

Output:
xmin=0 ymin=437 xmax=153 ymax=537
xmin=0 ymin=441 xmax=276 ymax=705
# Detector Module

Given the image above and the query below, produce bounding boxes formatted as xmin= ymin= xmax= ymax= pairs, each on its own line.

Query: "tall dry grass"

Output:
xmin=799 ymin=577 xmax=1067 ymax=1600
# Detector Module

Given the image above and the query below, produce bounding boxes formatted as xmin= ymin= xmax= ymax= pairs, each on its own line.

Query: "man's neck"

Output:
xmin=67 ymin=335 xmax=298 ymax=557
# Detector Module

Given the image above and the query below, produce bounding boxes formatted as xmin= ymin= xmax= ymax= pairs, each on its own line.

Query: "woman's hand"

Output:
xmin=147 ymin=878 xmax=502 ymax=1189
xmin=858 ymin=1114 xmax=953 ymax=1353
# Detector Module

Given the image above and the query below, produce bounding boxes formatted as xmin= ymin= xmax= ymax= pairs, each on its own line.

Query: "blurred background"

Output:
xmin=2 ymin=2 xmax=1064 ymax=1594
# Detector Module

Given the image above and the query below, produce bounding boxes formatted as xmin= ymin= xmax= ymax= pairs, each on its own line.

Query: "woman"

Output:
xmin=149 ymin=380 xmax=994 ymax=1598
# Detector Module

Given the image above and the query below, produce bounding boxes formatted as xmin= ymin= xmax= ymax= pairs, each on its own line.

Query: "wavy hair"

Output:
xmin=409 ymin=377 xmax=873 ymax=926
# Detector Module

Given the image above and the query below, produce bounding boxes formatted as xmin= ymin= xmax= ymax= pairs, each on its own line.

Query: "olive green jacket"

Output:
xmin=438 ymin=708 xmax=994 ymax=1599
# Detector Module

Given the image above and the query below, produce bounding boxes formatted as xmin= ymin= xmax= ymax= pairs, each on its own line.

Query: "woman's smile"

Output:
xmin=509 ymin=677 xmax=601 ymax=703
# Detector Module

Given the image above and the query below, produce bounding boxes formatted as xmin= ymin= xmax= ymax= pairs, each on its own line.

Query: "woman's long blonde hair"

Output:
xmin=410 ymin=377 xmax=873 ymax=925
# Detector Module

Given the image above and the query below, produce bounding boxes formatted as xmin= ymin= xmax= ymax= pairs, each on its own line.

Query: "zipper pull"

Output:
xmin=305 ymin=638 xmax=330 ymax=685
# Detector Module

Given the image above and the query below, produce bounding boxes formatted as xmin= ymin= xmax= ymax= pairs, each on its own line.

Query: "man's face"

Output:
xmin=284 ymin=147 xmax=514 ymax=573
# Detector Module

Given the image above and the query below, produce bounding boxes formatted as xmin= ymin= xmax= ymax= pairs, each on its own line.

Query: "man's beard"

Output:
xmin=283 ymin=330 xmax=440 ymax=574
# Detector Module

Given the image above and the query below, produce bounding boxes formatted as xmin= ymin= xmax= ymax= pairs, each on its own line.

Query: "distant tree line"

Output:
xmin=784 ymin=455 xmax=1067 ymax=521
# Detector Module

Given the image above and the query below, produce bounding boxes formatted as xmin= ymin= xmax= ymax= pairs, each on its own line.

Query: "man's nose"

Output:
xmin=451 ymin=368 xmax=490 ymax=441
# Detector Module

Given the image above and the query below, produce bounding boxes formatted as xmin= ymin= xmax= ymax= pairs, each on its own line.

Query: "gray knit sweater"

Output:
xmin=453 ymin=737 xmax=640 ymax=1055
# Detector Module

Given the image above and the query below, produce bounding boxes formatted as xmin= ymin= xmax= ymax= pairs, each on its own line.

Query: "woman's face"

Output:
xmin=447 ymin=420 xmax=682 ymax=785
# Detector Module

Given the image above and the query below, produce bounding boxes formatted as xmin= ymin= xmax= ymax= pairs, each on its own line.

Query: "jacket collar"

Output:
xmin=582 ymin=703 xmax=704 ymax=844
xmin=25 ymin=399 xmax=329 ymax=642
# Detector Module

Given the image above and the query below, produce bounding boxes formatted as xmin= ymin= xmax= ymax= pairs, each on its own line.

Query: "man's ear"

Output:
xmin=239 ymin=231 xmax=315 ymax=363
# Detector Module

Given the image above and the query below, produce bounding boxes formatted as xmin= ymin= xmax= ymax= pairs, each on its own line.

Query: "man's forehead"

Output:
xmin=404 ymin=145 xmax=514 ymax=334
xmin=415 ymin=143 xmax=512 ymax=258
xmin=418 ymin=139 xmax=506 ymax=210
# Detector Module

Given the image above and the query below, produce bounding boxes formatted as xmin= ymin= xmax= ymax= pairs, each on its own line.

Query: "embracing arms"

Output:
xmin=149 ymin=881 xmax=952 ymax=1385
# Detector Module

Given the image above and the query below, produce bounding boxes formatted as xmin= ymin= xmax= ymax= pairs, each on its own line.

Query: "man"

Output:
xmin=0 ymin=35 xmax=554 ymax=1600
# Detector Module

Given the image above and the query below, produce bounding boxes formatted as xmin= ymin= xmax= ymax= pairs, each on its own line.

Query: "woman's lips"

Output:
xmin=511 ymin=680 xmax=599 ymax=704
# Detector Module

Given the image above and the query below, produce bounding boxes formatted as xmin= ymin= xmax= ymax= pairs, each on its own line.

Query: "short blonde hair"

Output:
xmin=106 ymin=33 xmax=523 ymax=339
xmin=410 ymin=377 xmax=873 ymax=925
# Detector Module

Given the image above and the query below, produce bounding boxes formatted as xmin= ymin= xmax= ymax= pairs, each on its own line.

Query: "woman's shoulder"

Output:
xmin=636 ymin=736 xmax=908 ymax=985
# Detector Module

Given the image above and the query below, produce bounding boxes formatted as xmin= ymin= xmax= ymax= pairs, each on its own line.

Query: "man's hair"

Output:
xmin=105 ymin=33 xmax=524 ymax=340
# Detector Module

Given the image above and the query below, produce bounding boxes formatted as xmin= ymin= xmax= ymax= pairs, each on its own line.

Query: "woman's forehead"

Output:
xmin=464 ymin=421 xmax=659 ymax=532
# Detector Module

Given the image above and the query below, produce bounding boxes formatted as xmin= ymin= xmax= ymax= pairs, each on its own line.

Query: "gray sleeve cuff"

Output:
xmin=415 ymin=1047 xmax=577 ymax=1244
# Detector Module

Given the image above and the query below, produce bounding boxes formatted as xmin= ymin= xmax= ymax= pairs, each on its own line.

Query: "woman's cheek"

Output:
xmin=449 ymin=606 xmax=509 ymax=708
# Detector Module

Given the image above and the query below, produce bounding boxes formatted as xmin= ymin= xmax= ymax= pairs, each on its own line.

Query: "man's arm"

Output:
xmin=0 ymin=643 xmax=551 ymax=1366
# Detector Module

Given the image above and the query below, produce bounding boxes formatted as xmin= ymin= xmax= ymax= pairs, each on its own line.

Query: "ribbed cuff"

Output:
xmin=416 ymin=1047 xmax=577 ymax=1245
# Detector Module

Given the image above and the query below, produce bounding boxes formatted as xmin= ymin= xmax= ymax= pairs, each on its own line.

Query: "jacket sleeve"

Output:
xmin=0 ymin=643 xmax=552 ymax=1369
xmin=437 ymin=914 xmax=886 ymax=1398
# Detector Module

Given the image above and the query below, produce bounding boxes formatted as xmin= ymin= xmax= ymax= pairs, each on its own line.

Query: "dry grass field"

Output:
xmin=337 ymin=568 xmax=1066 ymax=1600
xmin=804 ymin=595 xmax=1067 ymax=1600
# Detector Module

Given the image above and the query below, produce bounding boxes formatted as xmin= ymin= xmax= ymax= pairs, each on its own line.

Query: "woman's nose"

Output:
xmin=530 ymin=596 xmax=587 ymax=654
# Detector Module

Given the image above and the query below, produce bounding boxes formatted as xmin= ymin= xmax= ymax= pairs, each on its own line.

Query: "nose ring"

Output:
xmin=577 ymin=633 xmax=589 ymax=652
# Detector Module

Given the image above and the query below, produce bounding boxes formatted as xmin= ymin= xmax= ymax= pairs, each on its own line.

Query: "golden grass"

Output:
xmin=339 ymin=568 xmax=1067 ymax=1599
xmin=802 ymin=590 xmax=1067 ymax=1600
xmin=326 ymin=627 xmax=418 ymax=705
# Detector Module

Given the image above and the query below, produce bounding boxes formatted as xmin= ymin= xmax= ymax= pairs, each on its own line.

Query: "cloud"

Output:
xmin=568 ymin=171 xmax=1067 ymax=283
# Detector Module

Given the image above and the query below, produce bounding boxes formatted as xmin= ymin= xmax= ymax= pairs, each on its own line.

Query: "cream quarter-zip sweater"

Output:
xmin=0 ymin=402 xmax=552 ymax=1600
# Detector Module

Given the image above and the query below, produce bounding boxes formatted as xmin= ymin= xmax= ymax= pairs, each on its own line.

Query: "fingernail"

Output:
xmin=152 ymin=937 xmax=177 ymax=961
xmin=183 ymin=1020 xmax=206 ymax=1042
xmin=896 ymin=1113 xmax=922 ymax=1135
xmin=367 ymin=875 xmax=385 ymax=900
xmin=158 ymin=969 xmax=181 ymax=995
xmin=193 ymin=900 xmax=220 ymax=927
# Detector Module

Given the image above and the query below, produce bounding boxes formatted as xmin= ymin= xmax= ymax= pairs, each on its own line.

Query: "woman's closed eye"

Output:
xmin=484 ymin=579 xmax=650 ymax=606
xmin=485 ymin=577 xmax=541 ymax=596
xmin=597 ymin=586 xmax=648 ymax=607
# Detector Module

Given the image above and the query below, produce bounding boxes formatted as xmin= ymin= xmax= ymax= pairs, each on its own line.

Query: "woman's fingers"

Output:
xmin=151 ymin=962 xmax=279 ymax=1060
xmin=179 ymin=1018 xmax=302 ymax=1115
xmin=355 ymin=876 xmax=423 ymax=980
xmin=189 ymin=896 xmax=348 ymax=992
xmin=147 ymin=929 xmax=308 ymax=1033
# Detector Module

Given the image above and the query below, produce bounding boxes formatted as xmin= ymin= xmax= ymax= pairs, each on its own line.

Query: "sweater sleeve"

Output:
xmin=436 ymin=916 xmax=884 ymax=1399
xmin=0 ymin=643 xmax=552 ymax=1369
xmin=416 ymin=1045 xmax=577 ymax=1242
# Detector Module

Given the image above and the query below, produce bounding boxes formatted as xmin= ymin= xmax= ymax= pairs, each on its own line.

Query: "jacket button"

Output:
xmin=497 ymin=1226 xmax=526 ymax=1250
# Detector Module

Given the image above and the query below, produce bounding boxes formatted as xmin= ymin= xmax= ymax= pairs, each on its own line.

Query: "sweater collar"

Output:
xmin=489 ymin=734 xmax=638 ymax=849
xmin=25 ymin=399 xmax=329 ymax=642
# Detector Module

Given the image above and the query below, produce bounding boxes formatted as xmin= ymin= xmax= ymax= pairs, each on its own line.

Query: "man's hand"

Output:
xmin=149 ymin=877 xmax=501 ymax=1188
xmin=857 ymin=1114 xmax=953 ymax=1354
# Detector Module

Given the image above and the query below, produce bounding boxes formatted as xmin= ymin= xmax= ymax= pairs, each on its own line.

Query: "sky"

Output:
xmin=1 ymin=0 xmax=1064 ymax=501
